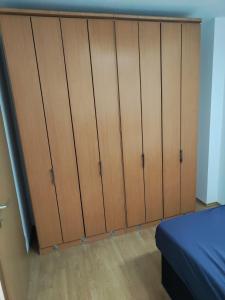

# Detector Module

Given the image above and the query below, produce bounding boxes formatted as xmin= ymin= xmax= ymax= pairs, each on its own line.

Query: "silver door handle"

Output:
xmin=0 ymin=203 xmax=8 ymax=210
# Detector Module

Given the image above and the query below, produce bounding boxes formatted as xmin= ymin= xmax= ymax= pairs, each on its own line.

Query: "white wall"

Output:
xmin=218 ymin=83 xmax=225 ymax=204
xmin=196 ymin=19 xmax=214 ymax=203
xmin=197 ymin=17 xmax=225 ymax=204
xmin=207 ymin=17 xmax=225 ymax=204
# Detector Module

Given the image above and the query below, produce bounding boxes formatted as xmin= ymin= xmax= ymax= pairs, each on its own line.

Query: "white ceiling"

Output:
xmin=0 ymin=0 xmax=224 ymax=19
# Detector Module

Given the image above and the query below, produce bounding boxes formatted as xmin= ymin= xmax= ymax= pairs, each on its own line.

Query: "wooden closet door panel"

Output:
xmin=61 ymin=18 xmax=105 ymax=237
xmin=31 ymin=17 xmax=84 ymax=242
xmin=0 ymin=15 xmax=62 ymax=248
xmin=115 ymin=21 xmax=145 ymax=227
xmin=88 ymin=20 xmax=125 ymax=231
xmin=139 ymin=22 xmax=163 ymax=222
xmin=161 ymin=23 xmax=181 ymax=218
xmin=181 ymin=23 xmax=200 ymax=213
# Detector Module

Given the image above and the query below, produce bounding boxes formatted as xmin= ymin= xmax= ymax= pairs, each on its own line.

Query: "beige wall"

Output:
xmin=0 ymin=110 xmax=29 ymax=300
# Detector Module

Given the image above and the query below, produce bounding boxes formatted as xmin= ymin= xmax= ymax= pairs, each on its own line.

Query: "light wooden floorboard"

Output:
xmin=28 ymin=226 xmax=169 ymax=300
xmin=28 ymin=201 xmax=210 ymax=300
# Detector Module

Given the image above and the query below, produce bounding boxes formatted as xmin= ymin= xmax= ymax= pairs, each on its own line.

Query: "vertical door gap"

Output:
xmin=160 ymin=22 xmax=165 ymax=219
xmin=87 ymin=19 xmax=107 ymax=233
xmin=59 ymin=18 xmax=86 ymax=237
xmin=137 ymin=21 xmax=147 ymax=223
xmin=179 ymin=23 xmax=182 ymax=214
xmin=113 ymin=20 xmax=128 ymax=229
xmin=30 ymin=17 xmax=64 ymax=241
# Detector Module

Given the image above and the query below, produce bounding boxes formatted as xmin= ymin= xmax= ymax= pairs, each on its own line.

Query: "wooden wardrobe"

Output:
xmin=0 ymin=10 xmax=200 ymax=253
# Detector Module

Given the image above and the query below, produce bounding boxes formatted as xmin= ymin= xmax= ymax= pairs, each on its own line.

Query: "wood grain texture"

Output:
xmin=115 ymin=20 xmax=145 ymax=227
xmin=60 ymin=18 xmax=106 ymax=237
xmin=139 ymin=22 xmax=163 ymax=222
xmin=0 ymin=15 xmax=62 ymax=248
xmin=161 ymin=22 xmax=181 ymax=218
xmin=28 ymin=203 xmax=205 ymax=299
xmin=181 ymin=23 xmax=200 ymax=213
xmin=88 ymin=19 xmax=126 ymax=232
xmin=0 ymin=8 xmax=201 ymax=23
xmin=32 ymin=16 xmax=84 ymax=242
xmin=28 ymin=226 xmax=170 ymax=300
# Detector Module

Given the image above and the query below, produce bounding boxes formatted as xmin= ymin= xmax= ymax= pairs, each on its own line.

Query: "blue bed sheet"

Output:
xmin=155 ymin=206 xmax=225 ymax=300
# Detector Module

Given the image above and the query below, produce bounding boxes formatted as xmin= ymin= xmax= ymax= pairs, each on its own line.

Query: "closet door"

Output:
xmin=161 ymin=23 xmax=181 ymax=218
xmin=32 ymin=17 xmax=84 ymax=242
xmin=181 ymin=23 xmax=200 ymax=213
xmin=139 ymin=22 xmax=163 ymax=222
xmin=61 ymin=18 xmax=106 ymax=237
xmin=88 ymin=19 xmax=125 ymax=231
xmin=0 ymin=15 xmax=62 ymax=248
xmin=116 ymin=21 xmax=145 ymax=227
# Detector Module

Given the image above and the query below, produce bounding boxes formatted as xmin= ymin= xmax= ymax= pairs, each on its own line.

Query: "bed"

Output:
xmin=155 ymin=205 xmax=225 ymax=300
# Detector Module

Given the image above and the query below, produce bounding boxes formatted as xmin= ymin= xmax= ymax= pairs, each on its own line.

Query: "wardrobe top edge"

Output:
xmin=0 ymin=8 xmax=201 ymax=23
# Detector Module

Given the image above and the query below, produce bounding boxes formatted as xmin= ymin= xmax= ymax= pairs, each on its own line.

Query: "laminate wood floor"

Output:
xmin=28 ymin=226 xmax=169 ymax=300
xmin=28 ymin=201 xmax=211 ymax=300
